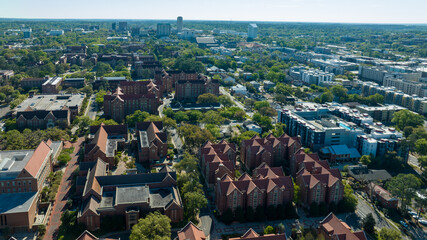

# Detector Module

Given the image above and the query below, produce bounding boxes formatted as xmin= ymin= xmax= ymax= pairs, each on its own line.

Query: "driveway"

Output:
xmin=44 ymin=137 xmax=84 ymax=240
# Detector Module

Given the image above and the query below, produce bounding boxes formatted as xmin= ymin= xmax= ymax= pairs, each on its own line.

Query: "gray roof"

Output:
xmin=50 ymin=141 xmax=62 ymax=158
xmin=116 ymin=186 xmax=149 ymax=205
xmin=149 ymin=187 xmax=176 ymax=208
xmin=348 ymin=165 xmax=392 ymax=182
xmin=0 ymin=150 xmax=34 ymax=180
xmin=16 ymin=94 xmax=85 ymax=112
xmin=0 ymin=192 xmax=37 ymax=214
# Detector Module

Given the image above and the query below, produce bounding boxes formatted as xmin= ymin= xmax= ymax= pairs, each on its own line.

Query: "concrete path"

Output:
xmin=44 ymin=138 xmax=84 ymax=240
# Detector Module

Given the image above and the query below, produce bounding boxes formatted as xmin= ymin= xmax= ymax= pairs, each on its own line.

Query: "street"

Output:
xmin=86 ymin=94 xmax=98 ymax=120
xmin=219 ymin=87 xmax=253 ymax=117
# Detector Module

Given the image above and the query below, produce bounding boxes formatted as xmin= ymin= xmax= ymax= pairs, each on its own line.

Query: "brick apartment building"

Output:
xmin=200 ymin=140 xmax=236 ymax=188
xmin=174 ymin=74 xmax=219 ymax=102
xmin=134 ymin=121 xmax=168 ymax=164
xmin=77 ymin=160 xmax=183 ymax=231
xmin=0 ymin=140 xmax=61 ymax=231
xmin=294 ymin=150 xmax=344 ymax=206
xmin=20 ymin=76 xmax=49 ymax=89
xmin=16 ymin=94 xmax=85 ymax=130
xmin=215 ymin=163 xmax=293 ymax=214
xmin=318 ymin=213 xmax=367 ymax=240
xmin=229 ymin=229 xmax=288 ymax=240
xmin=84 ymin=124 xmax=127 ymax=166
xmin=42 ymin=76 xmax=63 ymax=94
xmin=366 ymin=183 xmax=398 ymax=209
xmin=103 ymin=81 xmax=161 ymax=122
xmin=240 ymin=134 xmax=301 ymax=170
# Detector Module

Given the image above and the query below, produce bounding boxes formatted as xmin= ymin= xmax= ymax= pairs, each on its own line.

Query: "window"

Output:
xmin=233 ymin=191 xmax=238 ymax=208
xmin=253 ymin=191 xmax=258 ymax=207
xmin=273 ymin=189 xmax=278 ymax=205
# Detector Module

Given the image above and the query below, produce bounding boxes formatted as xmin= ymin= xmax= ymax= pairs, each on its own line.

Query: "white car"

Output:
xmin=419 ymin=219 xmax=427 ymax=226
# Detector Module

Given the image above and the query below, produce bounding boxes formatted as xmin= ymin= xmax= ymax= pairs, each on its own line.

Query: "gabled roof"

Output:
xmin=24 ymin=141 xmax=52 ymax=178
xmin=229 ymin=228 xmax=288 ymax=239
xmin=319 ymin=213 xmax=367 ymax=240
xmin=177 ymin=221 xmax=206 ymax=240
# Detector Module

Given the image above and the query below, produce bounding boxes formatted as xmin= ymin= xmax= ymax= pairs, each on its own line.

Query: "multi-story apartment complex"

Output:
xmin=310 ymin=59 xmax=358 ymax=75
xmin=215 ymin=163 xmax=293 ymax=214
xmin=240 ymin=134 xmax=301 ymax=170
xmin=177 ymin=16 xmax=183 ymax=32
xmin=16 ymin=94 xmax=85 ymax=129
xmin=134 ymin=121 xmax=168 ymax=164
xmin=383 ymin=75 xmax=427 ymax=97
xmin=289 ymin=67 xmax=335 ymax=86
xmin=77 ymin=161 xmax=183 ymax=231
xmin=20 ymin=76 xmax=49 ymax=89
xmin=294 ymin=151 xmax=344 ymax=206
xmin=0 ymin=140 xmax=61 ymax=230
xmin=357 ymin=80 xmax=427 ymax=115
xmin=358 ymin=66 xmax=388 ymax=83
xmin=318 ymin=213 xmax=367 ymax=240
xmin=174 ymin=75 xmax=219 ymax=102
xmin=356 ymin=104 xmax=405 ymax=122
xmin=200 ymin=140 xmax=236 ymax=188
xmin=103 ymin=81 xmax=161 ymax=122
xmin=278 ymin=102 xmax=406 ymax=159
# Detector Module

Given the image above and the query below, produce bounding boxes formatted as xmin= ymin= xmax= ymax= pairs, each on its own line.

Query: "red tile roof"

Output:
xmin=229 ymin=228 xmax=287 ymax=240
xmin=24 ymin=141 xmax=52 ymax=178
xmin=319 ymin=213 xmax=367 ymax=240
xmin=177 ymin=221 xmax=206 ymax=240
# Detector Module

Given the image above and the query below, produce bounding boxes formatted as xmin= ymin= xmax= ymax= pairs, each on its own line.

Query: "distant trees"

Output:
xmin=360 ymin=155 xmax=371 ymax=165
xmin=178 ymin=124 xmax=214 ymax=151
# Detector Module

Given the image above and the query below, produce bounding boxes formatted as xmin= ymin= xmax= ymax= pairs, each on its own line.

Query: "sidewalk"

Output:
xmin=44 ymin=137 xmax=83 ymax=240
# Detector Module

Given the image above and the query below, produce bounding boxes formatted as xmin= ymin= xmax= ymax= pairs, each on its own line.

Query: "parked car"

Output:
xmin=400 ymin=220 xmax=409 ymax=228
xmin=418 ymin=219 xmax=427 ymax=226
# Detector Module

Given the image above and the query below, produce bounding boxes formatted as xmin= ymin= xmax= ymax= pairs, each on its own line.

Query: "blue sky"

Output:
xmin=1 ymin=0 xmax=427 ymax=24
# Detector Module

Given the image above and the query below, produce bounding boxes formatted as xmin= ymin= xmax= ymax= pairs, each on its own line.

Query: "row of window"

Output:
xmin=0 ymin=180 xmax=32 ymax=187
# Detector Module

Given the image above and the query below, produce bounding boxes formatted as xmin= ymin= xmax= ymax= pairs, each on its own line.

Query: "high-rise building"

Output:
xmin=118 ymin=21 xmax=127 ymax=31
xmin=177 ymin=16 xmax=183 ymax=32
xmin=23 ymin=28 xmax=32 ymax=38
xmin=248 ymin=23 xmax=258 ymax=40
xmin=112 ymin=22 xmax=116 ymax=30
xmin=157 ymin=23 xmax=171 ymax=37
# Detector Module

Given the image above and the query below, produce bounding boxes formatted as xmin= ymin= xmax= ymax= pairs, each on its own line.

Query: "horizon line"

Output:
xmin=1 ymin=17 xmax=427 ymax=26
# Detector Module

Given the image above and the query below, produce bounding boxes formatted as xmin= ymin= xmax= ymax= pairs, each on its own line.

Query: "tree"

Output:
xmin=391 ymin=109 xmax=424 ymax=130
xmin=386 ymin=174 xmax=422 ymax=210
xmin=201 ymin=110 xmax=225 ymax=125
xmin=95 ymin=62 xmax=113 ymax=77
xmin=178 ymin=124 xmax=214 ymax=151
xmin=218 ymin=95 xmax=235 ymax=107
xmin=174 ymin=111 xmax=190 ymax=123
xmin=255 ymin=206 xmax=265 ymax=221
xmin=331 ymin=85 xmax=348 ymax=99
xmin=187 ymin=110 xmax=203 ymax=122
xmin=234 ymin=207 xmax=245 ymax=222
xmin=360 ymin=155 xmax=371 ymax=165
xmin=245 ymin=98 xmax=256 ymax=110
xmin=264 ymin=226 xmax=275 ymax=234
xmin=415 ymin=138 xmax=427 ymax=155
xmin=184 ymin=192 xmax=207 ymax=223
xmin=378 ymin=228 xmax=401 ymax=240
xmin=222 ymin=208 xmax=234 ymax=225
xmin=338 ymin=183 xmax=357 ymax=213
xmin=246 ymin=206 xmax=255 ymax=221
xmin=197 ymin=93 xmax=218 ymax=104
xmin=174 ymin=152 xmax=198 ymax=174
xmin=362 ymin=213 xmax=376 ymax=235
xmin=277 ymin=223 xmax=285 ymax=234
xmin=95 ymin=90 xmax=106 ymax=108
xmin=125 ymin=110 xmax=149 ymax=127
xmin=129 ymin=212 xmax=171 ymax=240
xmin=419 ymin=156 xmax=427 ymax=170
xmin=319 ymin=91 xmax=333 ymax=103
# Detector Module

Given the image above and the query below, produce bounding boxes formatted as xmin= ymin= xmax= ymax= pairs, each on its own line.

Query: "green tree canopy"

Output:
xmin=391 ymin=109 xmax=424 ymax=130
xmin=386 ymin=173 xmax=422 ymax=209
xmin=129 ymin=212 xmax=171 ymax=240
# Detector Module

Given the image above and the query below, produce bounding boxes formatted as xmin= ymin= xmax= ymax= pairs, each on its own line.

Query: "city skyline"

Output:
xmin=2 ymin=0 xmax=427 ymax=24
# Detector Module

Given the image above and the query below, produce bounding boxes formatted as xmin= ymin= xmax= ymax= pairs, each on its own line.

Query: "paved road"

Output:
xmin=44 ymin=138 xmax=84 ymax=240
xmin=219 ymin=87 xmax=253 ymax=117
xmin=408 ymin=154 xmax=422 ymax=174
xmin=158 ymin=95 xmax=172 ymax=118
xmin=86 ymin=94 xmax=98 ymax=120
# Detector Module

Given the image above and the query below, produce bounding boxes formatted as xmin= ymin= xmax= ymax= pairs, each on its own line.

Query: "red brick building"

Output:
xmin=84 ymin=124 xmax=127 ymax=166
xmin=200 ymin=140 xmax=236 ymax=188
xmin=294 ymin=150 xmax=344 ymax=206
xmin=103 ymin=81 xmax=161 ymax=122
xmin=134 ymin=121 xmax=168 ymax=164
xmin=177 ymin=222 xmax=206 ymax=240
xmin=174 ymin=74 xmax=219 ymax=102
xmin=215 ymin=163 xmax=293 ymax=214
xmin=318 ymin=213 xmax=367 ymax=240
xmin=229 ymin=228 xmax=287 ymax=240
xmin=0 ymin=140 xmax=60 ymax=231
xmin=77 ymin=161 xmax=183 ymax=231
xmin=366 ymin=183 xmax=398 ymax=209
xmin=240 ymin=134 xmax=301 ymax=170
